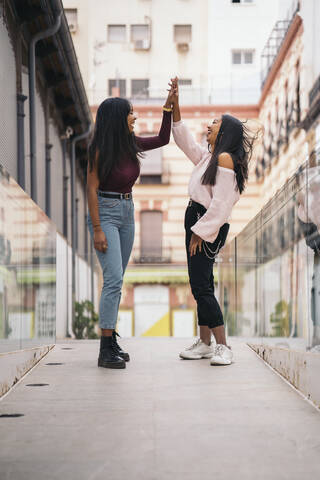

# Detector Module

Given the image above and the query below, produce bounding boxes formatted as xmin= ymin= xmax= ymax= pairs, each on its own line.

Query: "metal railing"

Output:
xmin=132 ymin=247 xmax=172 ymax=264
xmin=260 ymin=0 xmax=300 ymax=88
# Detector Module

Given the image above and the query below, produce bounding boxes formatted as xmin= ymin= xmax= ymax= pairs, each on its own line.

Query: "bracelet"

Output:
xmin=163 ymin=107 xmax=172 ymax=112
xmin=93 ymin=224 xmax=101 ymax=229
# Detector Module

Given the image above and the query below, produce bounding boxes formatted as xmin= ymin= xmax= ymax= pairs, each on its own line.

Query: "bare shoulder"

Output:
xmin=218 ymin=152 xmax=234 ymax=170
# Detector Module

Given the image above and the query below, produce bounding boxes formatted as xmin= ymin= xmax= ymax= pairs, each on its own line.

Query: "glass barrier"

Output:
xmin=218 ymin=152 xmax=320 ymax=351
xmin=0 ymin=165 xmax=56 ymax=353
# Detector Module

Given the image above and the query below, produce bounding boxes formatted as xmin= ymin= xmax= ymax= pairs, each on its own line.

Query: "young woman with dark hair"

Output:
xmin=170 ymin=77 xmax=256 ymax=365
xmin=87 ymin=90 xmax=173 ymax=369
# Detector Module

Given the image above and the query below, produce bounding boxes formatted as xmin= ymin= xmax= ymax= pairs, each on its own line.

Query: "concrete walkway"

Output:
xmin=1 ymin=338 xmax=320 ymax=480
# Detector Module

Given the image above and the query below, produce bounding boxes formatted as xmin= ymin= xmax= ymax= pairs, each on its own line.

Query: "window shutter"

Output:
xmin=141 ymin=211 xmax=163 ymax=257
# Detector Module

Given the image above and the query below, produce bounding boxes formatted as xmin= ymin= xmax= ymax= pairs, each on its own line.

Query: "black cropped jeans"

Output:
xmin=185 ymin=200 xmax=229 ymax=329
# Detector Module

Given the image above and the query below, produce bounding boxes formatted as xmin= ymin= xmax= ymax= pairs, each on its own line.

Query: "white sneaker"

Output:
xmin=179 ymin=338 xmax=214 ymax=360
xmin=210 ymin=344 xmax=233 ymax=365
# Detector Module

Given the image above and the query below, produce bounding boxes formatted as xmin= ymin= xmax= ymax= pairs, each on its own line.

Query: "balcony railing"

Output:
xmin=261 ymin=0 xmax=300 ymax=88
xmin=309 ymin=74 xmax=320 ymax=107
xmin=132 ymin=247 xmax=172 ymax=264
xmin=138 ymin=164 xmax=170 ymax=185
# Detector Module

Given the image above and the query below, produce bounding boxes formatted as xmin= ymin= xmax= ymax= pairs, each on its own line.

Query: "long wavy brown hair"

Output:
xmin=202 ymin=114 xmax=258 ymax=194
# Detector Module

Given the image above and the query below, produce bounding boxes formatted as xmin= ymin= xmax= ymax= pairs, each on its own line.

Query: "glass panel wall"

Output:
xmin=0 ymin=165 xmax=56 ymax=353
xmin=218 ymin=153 xmax=319 ymax=351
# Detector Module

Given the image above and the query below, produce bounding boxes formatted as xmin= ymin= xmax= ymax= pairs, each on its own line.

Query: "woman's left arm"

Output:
xmin=191 ymin=160 xmax=237 ymax=244
xmin=135 ymin=111 xmax=172 ymax=151
xmin=135 ymin=89 xmax=173 ymax=151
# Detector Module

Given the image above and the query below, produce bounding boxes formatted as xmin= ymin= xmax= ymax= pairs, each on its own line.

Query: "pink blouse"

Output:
xmin=172 ymin=120 xmax=240 ymax=243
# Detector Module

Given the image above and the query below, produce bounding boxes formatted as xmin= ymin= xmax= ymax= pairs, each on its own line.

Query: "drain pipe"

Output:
xmin=84 ymin=187 xmax=95 ymax=316
xmin=17 ymin=94 xmax=27 ymax=190
xmin=90 ymin=240 xmax=95 ymax=313
xmin=60 ymin=127 xmax=73 ymax=337
xmin=70 ymin=125 xmax=91 ymax=327
xmin=28 ymin=12 xmax=62 ymax=203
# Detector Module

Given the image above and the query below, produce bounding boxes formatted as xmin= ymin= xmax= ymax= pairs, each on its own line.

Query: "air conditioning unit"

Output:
xmin=68 ymin=23 xmax=77 ymax=33
xmin=177 ymin=42 xmax=189 ymax=53
xmin=134 ymin=39 xmax=150 ymax=50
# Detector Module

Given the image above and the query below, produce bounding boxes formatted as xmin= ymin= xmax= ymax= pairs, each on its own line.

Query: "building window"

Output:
xmin=232 ymin=0 xmax=254 ymax=4
xmin=131 ymin=24 xmax=151 ymax=49
xmin=174 ymin=25 xmax=192 ymax=43
xmin=140 ymin=211 xmax=163 ymax=260
xmin=131 ymin=79 xmax=149 ymax=98
xmin=179 ymin=79 xmax=192 ymax=86
xmin=232 ymin=50 xmax=254 ymax=65
xmin=64 ymin=9 xmax=78 ymax=32
xmin=108 ymin=79 xmax=126 ymax=97
xmin=107 ymin=25 xmax=126 ymax=43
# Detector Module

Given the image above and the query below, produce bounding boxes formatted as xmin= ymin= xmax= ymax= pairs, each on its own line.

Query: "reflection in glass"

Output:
xmin=0 ymin=165 xmax=56 ymax=353
xmin=218 ymin=155 xmax=319 ymax=351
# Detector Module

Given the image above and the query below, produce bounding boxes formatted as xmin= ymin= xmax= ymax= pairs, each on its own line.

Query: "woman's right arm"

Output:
xmin=171 ymin=79 xmax=206 ymax=165
xmin=87 ymin=153 xmax=108 ymax=253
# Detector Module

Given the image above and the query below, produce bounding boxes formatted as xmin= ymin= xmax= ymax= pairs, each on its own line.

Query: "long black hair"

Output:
xmin=88 ymin=97 xmax=141 ymax=180
xmin=202 ymin=114 xmax=256 ymax=194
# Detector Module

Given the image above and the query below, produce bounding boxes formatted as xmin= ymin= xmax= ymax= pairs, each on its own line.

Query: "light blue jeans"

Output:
xmin=87 ymin=192 xmax=135 ymax=329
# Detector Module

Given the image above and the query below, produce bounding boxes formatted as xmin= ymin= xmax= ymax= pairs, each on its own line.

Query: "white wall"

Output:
xmin=0 ymin=18 xmax=17 ymax=178
xmin=208 ymin=0 xmax=283 ymax=104
xmin=56 ymin=232 xmax=99 ymax=339
xmin=65 ymin=0 xmax=288 ymax=106
xmin=300 ymin=0 xmax=320 ymax=96
xmin=64 ymin=0 xmax=209 ymax=105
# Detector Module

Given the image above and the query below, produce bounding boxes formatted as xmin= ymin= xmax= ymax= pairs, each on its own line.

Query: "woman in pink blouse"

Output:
xmin=171 ymin=77 xmax=256 ymax=365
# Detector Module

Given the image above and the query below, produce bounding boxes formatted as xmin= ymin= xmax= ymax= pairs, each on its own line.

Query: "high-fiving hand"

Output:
xmin=167 ymin=76 xmax=179 ymax=105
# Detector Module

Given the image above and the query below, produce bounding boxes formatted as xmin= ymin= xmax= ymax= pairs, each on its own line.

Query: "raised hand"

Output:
xmin=168 ymin=77 xmax=179 ymax=105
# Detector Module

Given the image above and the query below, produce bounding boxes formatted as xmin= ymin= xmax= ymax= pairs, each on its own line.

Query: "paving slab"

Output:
xmin=0 ymin=338 xmax=320 ymax=480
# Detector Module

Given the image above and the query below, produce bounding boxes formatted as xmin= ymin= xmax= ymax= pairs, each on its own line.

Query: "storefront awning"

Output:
xmin=124 ymin=267 xmax=189 ymax=284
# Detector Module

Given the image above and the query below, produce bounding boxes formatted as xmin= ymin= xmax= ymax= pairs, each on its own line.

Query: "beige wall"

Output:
xmin=255 ymin=18 xmax=308 ymax=206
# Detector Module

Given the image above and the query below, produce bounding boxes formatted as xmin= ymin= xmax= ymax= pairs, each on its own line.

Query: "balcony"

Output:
xmin=138 ymin=164 xmax=170 ymax=185
xmin=261 ymin=0 xmax=300 ymax=87
xmin=132 ymin=247 xmax=172 ymax=264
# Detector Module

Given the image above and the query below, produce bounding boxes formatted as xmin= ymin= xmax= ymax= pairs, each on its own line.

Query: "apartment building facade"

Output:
xmin=254 ymin=0 xmax=320 ymax=204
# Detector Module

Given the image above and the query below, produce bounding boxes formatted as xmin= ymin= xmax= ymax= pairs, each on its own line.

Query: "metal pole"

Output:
xmin=90 ymin=241 xmax=95 ymax=312
xmin=84 ymin=185 xmax=95 ymax=316
xmin=17 ymin=94 xmax=27 ymax=190
xmin=61 ymin=138 xmax=69 ymax=238
xmin=28 ymin=12 xmax=62 ymax=203
xmin=45 ymin=143 xmax=53 ymax=217
xmin=70 ymin=125 xmax=91 ymax=327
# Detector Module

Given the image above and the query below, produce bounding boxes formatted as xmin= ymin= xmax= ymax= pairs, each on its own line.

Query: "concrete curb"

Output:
xmin=0 ymin=345 xmax=55 ymax=398
xmin=248 ymin=343 xmax=320 ymax=409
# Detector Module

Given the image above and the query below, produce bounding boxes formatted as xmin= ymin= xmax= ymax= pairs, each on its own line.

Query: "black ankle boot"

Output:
xmin=98 ymin=336 xmax=126 ymax=369
xmin=112 ymin=332 xmax=130 ymax=362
